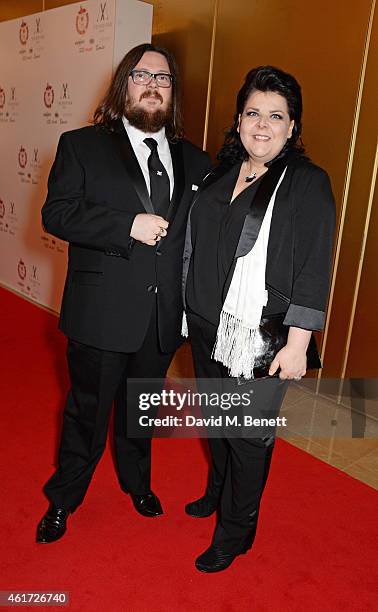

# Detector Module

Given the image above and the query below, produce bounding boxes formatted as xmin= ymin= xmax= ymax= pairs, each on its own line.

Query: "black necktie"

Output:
xmin=144 ymin=138 xmax=170 ymax=218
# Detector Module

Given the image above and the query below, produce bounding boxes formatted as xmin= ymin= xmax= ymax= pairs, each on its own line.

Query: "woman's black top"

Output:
xmin=186 ymin=163 xmax=261 ymax=326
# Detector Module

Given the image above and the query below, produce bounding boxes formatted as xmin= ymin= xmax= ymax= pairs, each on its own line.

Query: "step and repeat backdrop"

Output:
xmin=0 ymin=0 xmax=152 ymax=311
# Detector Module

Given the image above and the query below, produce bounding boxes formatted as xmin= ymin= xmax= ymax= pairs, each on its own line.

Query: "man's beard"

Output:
xmin=125 ymin=91 xmax=173 ymax=133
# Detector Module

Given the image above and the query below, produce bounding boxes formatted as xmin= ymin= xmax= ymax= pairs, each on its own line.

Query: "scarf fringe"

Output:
xmin=212 ymin=310 xmax=258 ymax=379
xmin=181 ymin=312 xmax=188 ymax=338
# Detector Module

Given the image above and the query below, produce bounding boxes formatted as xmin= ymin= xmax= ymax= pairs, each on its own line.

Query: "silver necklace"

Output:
xmin=244 ymin=161 xmax=259 ymax=183
xmin=245 ymin=172 xmax=257 ymax=183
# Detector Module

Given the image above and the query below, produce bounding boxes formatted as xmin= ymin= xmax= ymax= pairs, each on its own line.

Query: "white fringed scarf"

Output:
xmin=182 ymin=166 xmax=287 ymax=379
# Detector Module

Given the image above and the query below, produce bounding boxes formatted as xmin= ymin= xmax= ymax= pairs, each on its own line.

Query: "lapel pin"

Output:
xmin=157 ymin=170 xmax=163 ymax=176
xmin=192 ymin=184 xmax=199 ymax=191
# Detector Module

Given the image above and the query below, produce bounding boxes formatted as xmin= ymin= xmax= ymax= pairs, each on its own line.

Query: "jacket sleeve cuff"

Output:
xmin=283 ymin=304 xmax=325 ymax=330
xmin=106 ymin=211 xmax=137 ymax=259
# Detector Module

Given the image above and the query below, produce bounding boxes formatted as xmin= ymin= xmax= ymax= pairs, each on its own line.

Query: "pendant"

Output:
xmin=245 ymin=172 xmax=256 ymax=183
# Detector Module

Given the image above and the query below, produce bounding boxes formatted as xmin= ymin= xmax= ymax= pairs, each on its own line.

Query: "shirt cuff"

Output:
xmin=283 ymin=304 xmax=325 ymax=330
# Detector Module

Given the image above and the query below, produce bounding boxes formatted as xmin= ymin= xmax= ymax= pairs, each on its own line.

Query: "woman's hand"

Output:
xmin=268 ymin=327 xmax=311 ymax=380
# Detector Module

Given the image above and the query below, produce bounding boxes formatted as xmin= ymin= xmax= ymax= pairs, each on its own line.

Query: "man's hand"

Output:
xmin=130 ymin=214 xmax=169 ymax=246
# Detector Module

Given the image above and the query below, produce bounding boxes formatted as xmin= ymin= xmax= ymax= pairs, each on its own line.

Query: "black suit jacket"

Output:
xmin=182 ymin=154 xmax=336 ymax=331
xmin=42 ymin=120 xmax=210 ymax=353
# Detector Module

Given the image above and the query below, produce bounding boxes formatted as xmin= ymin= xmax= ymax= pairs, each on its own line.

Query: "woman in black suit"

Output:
xmin=182 ymin=66 xmax=336 ymax=572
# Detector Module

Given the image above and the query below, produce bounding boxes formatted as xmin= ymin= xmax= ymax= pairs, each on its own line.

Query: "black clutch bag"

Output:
xmin=251 ymin=312 xmax=322 ymax=379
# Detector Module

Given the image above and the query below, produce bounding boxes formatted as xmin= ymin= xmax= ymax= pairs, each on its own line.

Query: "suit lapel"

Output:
xmin=166 ymin=140 xmax=185 ymax=224
xmin=194 ymin=163 xmax=230 ymax=199
xmin=111 ymin=120 xmax=155 ymax=214
xmin=155 ymin=140 xmax=185 ymax=252
xmin=235 ymin=155 xmax=291 ymax=258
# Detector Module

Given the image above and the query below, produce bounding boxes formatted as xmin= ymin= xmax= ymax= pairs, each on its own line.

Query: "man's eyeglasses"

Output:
xmin=130 ymin=70 xmax=173 ymax=88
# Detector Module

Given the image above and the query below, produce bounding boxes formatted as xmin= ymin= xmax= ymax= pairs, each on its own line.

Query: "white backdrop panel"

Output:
xmin=0 ymin=0 xmax=152 ymax=311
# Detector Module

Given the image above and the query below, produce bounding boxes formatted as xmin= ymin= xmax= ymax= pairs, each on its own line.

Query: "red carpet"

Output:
xmin=0 ymin=286 xmax=377 ymax=611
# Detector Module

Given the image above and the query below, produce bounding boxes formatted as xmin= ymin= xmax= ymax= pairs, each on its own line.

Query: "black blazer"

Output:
xmin=42 ymin=120 xmax=210 ymax=352
xmin=182 ymin=154 xmax=336 ymax=331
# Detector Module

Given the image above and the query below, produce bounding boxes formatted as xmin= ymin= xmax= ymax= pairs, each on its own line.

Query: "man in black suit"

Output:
xmin=37 ymin=43 xmax=210 ymax=543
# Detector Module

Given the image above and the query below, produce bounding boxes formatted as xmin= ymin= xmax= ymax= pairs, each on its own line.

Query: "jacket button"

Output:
xmin=147 ymin=285 xmax=156 ymax=292
xmin=156 ymin=251 xmax=162 ymax=256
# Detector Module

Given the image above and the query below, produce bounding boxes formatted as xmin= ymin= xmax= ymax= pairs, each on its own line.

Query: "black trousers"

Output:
xmin=187 ymin=312 xmax=288 ymax=553
xmin=44 ymin=304 xmax=174 ymax=511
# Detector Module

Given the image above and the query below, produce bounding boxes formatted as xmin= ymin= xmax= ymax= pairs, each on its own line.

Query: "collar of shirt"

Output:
xmin=122 ymin=116 xmax=166 ymax=149
xmin=122 ymin=117 xmax=174 ymax=199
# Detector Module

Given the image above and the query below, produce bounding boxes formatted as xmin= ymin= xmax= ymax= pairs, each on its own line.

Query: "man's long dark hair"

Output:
xmin=218 ymin=65 xmax=306 ymax=166
xmin=93 ymin=43 xmax=184 ymax=140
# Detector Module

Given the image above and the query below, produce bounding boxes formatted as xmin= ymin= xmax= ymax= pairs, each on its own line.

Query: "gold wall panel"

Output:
xmin=322 ymin=3 xmax=377 ymax=378
xmin=0 ymin=0 xmax=80 ymax=21
xmin=146 ymin=0 xmax=215 ymax=148
xmin=206 ymin=0 xmax=372 ymax=208
xmin=345 ymin=170 xmax=377 ymax=377
xmin=342 ymin=7 xmax=378 ymax=378
xmin=0 ymin=1 xmax=42 ymax=21
xmin=45 ymin=0 xmax=81 ymax=8
xmin=207 ymin=0 xmax=374 ymax=379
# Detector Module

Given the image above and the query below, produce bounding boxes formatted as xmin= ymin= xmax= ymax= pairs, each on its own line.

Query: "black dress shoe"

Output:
xmin=185 ymin=494 xmax=219 ymax=518
xmin=36 ymin=505 xmax=70 ymax=543
xmin=130 ymin=491 xmax=163 ymax=517
xmin=195 ymin=544 xmax=247 ymax=573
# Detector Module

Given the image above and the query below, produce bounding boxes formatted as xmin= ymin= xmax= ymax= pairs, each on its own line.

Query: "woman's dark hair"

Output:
xmin=217 ymin=65 xmax=305 ymax=165
xmin=93 ymin=43 xmax=183 ymax=140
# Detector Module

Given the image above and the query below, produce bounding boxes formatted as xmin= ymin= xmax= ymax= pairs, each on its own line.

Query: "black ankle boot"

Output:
xmin=195 ymin=543 xmax=248 ymax=573
xmin=185 ymin=492 xmax=219 ymax=518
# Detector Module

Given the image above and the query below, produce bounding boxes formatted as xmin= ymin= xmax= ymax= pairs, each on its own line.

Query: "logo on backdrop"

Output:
xmin=16 ymin=259 xmax=41 ymax=299
xmin=97 ymin=2 xmax=109 ymax=22
xmin=0 ymin=200 xmax=18 ymax=236
xmin=41 ymin=229 xmax=66 ymax=253
xmin=29 ymin=147 xmax=42 ymax=184
xmin=1 ymin=87 xmax=19 ymax=124
xmin=18 ymin=146 xmax=27 ymax=169
xmin=94 ymin=0 xmax=112 ymax=42
xmin=17 ymin=146 xmax=37 ymax=184
xmin=61 ymin=83 xmax=69 ymax=100
xmin=43 ymin=83 xmax=61 ymax=125
xmin=56 ymin=83 xmax=73 ymax=125
xmin=19 ymin=20 xmax=29 ymax=45
xmin=35 ymin=17 xmax=41 ymax=35
xmin=76 ymin=6 xmax=89 ymax=35
xmin=0 ymin=199 xmax=14 ymax=235
xmin=44 ymin=83 xmax=54 ymax=109
xmin=18 ymin=259 xmax=27 ymax=281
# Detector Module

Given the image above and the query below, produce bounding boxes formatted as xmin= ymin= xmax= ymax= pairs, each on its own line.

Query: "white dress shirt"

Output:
xmin=122 ymin=116 xmax=174 ymax=199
